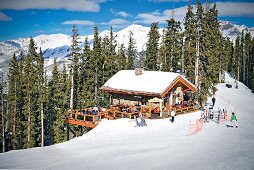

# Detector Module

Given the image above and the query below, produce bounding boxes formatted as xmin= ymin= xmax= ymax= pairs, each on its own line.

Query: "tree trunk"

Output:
xmin=70 ymin=70 xmax=74 ymax=110
xmin=28 ymin=94 xmax=31 ymax=148
xmin=195 ymin=40 xmax=200 ymax=90
xmin=41 ymin=102 xmax=44 ymax=147
xmin=1 ymin=73 xmax=5 ymax=153
xmin=13 ymin=80 xmax=17 ymax=150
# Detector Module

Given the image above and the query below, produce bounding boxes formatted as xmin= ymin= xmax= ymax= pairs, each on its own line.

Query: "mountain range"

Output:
xmin=0 ymin=21 xmax=253 ymax=74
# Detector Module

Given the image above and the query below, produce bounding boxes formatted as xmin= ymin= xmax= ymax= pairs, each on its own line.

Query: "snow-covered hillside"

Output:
xmin=0 ymin=73 xmax=254 ymax=169
xmin=0 ymin=21 xmax=253 ymax=73
xmin=220 ymin=20 xmax=254 ymax=42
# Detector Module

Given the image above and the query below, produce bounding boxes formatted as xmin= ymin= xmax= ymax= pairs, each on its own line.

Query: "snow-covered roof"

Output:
xmin=100 ymin=70 xmax=196 ymax=97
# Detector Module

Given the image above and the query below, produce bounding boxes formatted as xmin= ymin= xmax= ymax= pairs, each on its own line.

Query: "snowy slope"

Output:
xmin=0 ymin=73 xmax=254 ymax=169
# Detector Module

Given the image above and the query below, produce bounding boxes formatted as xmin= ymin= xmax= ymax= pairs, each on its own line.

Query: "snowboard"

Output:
xmin=226 ymin=124 xmax=238 ymax=128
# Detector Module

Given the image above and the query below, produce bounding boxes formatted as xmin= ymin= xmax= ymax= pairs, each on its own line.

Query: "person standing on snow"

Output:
xmin=170 ymin=109 xmax=176 ymax=123
xmin=230 ymin=112 xmax=238 ymax=128
xmin=212 ymin=97 xmax=216 ymax=106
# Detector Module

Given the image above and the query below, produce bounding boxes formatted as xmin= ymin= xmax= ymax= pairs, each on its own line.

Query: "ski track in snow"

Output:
xmin=0 ymin=73 xmax=254 ymax=170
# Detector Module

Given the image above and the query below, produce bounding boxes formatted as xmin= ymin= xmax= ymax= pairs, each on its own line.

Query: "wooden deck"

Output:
xmin=66 ymin=105 xmax=199 ymax=128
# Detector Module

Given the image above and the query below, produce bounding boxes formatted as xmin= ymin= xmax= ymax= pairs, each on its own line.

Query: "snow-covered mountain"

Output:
xmin=220 ymin=20 xmax=254 ymax=42
xmin=0 ymin=21 xmax=253 ymax=73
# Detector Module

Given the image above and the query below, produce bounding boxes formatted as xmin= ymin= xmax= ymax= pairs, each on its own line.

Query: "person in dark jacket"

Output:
xmin=212 ymin=97 xmax=216 ymax=106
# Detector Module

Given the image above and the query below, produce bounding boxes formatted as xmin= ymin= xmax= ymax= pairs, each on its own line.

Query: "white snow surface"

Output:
xmin=102 ymin=70 xmax=195 ymax=94
xmin=0 ymin=73 xmax=254 ymax=170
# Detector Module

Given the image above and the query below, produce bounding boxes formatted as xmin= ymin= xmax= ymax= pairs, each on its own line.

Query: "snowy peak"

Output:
xmin=0 ymin=22 xmax=254 ymax=73
xmin=220 ymin=21 xmax=254 ymax=42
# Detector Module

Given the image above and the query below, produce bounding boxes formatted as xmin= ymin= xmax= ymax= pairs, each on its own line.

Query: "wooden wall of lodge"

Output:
xmin=110 ymin=86 xmax=194 ymax=107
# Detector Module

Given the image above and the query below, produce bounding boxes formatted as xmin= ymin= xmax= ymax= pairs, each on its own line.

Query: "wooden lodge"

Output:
xmin=100 ymin=69 xmax=199 ymax=118
xmin=66 ymin=69 xmax=199 ymax=134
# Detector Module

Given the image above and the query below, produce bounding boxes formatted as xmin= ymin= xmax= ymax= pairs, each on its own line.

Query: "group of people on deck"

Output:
xmin=81 ymin=106 xmax=106 ymax=115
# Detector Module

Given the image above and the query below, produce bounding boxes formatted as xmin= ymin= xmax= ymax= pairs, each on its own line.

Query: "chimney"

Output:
xmin=135 ymin=68 xmax=142 ymax=76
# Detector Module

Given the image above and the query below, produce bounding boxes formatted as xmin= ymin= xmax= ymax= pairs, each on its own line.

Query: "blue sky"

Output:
xmin=0 ymin=0 xmax=254 ymax=41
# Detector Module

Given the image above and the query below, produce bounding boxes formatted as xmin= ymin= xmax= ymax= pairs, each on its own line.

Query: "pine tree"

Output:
xmin=17 ymin=51 xmax=26 ymax=148
xmin=50 ymin=59 xmax=66 ymax=143
xmin=80 ymin=37 xmax=94 ymax=107
xmin=85 ymin=25 xmax=103 ymax=104
xmin=102 ymin=35 xmax=110 ymax=84
xmin=23 ymin=53 xmax=36 ymax=148
xmin=108 ymin=26 xmax=117 ymax=77
xmin=159 ymin=28 xmax=167 ymax=71
xmin=243 ymin=32 xmax=251 ymax=86
xmin=116 ymin=44 xmax=127 ymax=70
xmin=144 ymin=22 xmax=160 ymax=71
xmin=221 ymin=37 xmax=233 ymax=82
xmin=232 ymin=36 xmax=241 ymax=81
xmin=250 ymin=37 xmax=254 ymax=91
xmin=183 ymin=3 xmax=197 ymax=83
xmin=126 ymin=31 xmax=136 ymax=69
xmin=162 ymin=18 xmax=182 ymax=72
xmin=79 ymin=36 xmax=91 ymax=108
xmin=70 ymin=25 xmax=81 ymax=110
xmin=37 ymin=48 xmax=45 ymax=146
xmin=7 ymin=53 xmax=19 ymax=150
xmin=204 ymin=3 xmax=222 ymax=84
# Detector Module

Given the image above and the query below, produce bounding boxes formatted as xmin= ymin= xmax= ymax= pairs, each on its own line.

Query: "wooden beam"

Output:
xmin=161 ymin=76 xmax=196 ymax=98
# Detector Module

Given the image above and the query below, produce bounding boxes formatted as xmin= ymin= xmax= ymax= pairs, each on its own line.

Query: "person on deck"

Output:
xmin=230 ymin=112 xmax=238 ymax=128
xmin=170 ymin=109 xmax=176 ymax=123
xmin=212 ymin=97 xmax=216 ymax=106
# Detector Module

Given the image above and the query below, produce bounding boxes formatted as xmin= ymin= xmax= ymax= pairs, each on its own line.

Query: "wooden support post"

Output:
xmin=75 ymin=111 xmax=77 ymax=120
xmin=69 ymin=125 xmax=76 ymax=138
xmin=67 ymin=124 xmax=70 ymax=140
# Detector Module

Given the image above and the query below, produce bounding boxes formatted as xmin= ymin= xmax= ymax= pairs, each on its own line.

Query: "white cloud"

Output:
xmin=116 ymin=11 xmax=132 ymax=18
xmin=0 ymin=11 xmax=12 ymax=21
xmin=0 ymin=0 xmax=108 ymax=12
xmin=216 ymin=2 xmax=254 ymax=17
xmin=135 ymin=6 xmax=188 ymax=24
xmin=62 ymin=20 xmax=95 ymax=25
xmin=134 ymin=2 xmax=254 ymax=25
xmin=102 ymin=19 xmax=129 ymax=25
xmin=110 ymin=9 xmax=132 ymax=18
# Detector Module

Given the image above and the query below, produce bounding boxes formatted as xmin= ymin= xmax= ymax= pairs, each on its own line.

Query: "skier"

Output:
xmin=230 ymin=112 xmax=238 ymax=128
xmin=139 ymin=112 xmax=147 ymax=126
xmin=134 ymin=115 xmax=140 ymax=127
xmin=212 ymin=97 xmax=216 ymax=106
xmin=170 ymin=109 xmax=176 ymax=123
